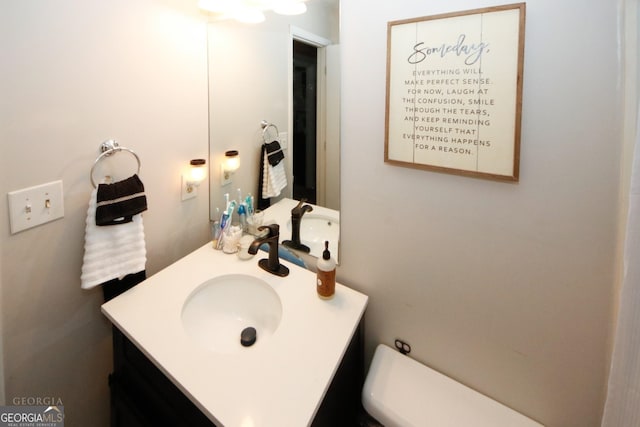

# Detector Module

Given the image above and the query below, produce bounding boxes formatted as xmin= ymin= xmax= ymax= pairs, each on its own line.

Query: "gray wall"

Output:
xmin=339 ymin=1 xmax=622 ymax=426
xmin=0 ymin=0 xmax=210 ymax=425
xmin=0 ymin=0 xmax=629 ymax=426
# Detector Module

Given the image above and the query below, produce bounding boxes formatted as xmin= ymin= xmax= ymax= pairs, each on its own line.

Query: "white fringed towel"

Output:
xmin=81 ymin=187 xmax=147 ymax=289
xmin=262 ymin=150 xmax=287 ymax=198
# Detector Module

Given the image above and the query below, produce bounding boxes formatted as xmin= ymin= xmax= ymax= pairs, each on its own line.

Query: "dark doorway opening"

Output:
xmin=292 ymin=40 xmax=318 ymax=204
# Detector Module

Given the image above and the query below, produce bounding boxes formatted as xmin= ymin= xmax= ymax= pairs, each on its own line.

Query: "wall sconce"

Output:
xmin=181 ymin=159 xmax=207 ymax=201
xmin=188 ymin=159 xmax=207 ymax=186
xmin=221 ymin=150 xmax=240 ymax=186
xmin=198 ymin=0 xmax=308 ymax=24
xmin=273 ymin=1 xmax=307 ymax=15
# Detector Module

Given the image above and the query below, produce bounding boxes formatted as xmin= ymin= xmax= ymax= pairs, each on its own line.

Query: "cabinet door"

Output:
xmin=111 ymin=329 xmax=216 ymax=427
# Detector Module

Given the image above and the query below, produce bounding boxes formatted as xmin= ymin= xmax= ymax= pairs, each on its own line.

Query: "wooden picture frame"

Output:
xmin=384 ymin=3 xmax=526 ymax=182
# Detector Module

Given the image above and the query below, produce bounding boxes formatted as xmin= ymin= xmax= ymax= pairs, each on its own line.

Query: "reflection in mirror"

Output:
xmin=207 ymin=0 xmax=340 ymax=262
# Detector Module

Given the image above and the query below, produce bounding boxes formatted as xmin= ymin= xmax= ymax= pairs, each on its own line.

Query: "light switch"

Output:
xmin=8 ymin=180 xmax=64 ymax=234
xmin=279 ymin=132 xmax=288 ymax=151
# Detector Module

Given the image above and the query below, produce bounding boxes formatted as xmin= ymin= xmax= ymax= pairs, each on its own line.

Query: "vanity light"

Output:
xmin=182 ymin=159 xmax=207 ymax=200
xmin=234 ymin=7 xmax=266 ymax=24
xmin=221 ymin=150 xmax=240 ymax=185
xmin=198 ymin=0 xmax=308 ymax=23
xmin=197 ymin=0 xmax=226 ymax=13
xmin=188 ymin=159 xmax=207 ymax=185
xmin=185 ymin=159 xmax=207 ymax=196
xmin=273 ymin=0 xmax=307 ymax=15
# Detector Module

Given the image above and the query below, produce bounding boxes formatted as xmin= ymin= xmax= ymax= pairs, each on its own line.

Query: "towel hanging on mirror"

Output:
xmin=265 ymin=140 xmax=285 ymax=166
xmin=261 ymin=145 xmax=287 ymax=199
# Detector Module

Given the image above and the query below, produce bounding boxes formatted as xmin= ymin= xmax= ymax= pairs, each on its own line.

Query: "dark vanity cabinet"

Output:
xmin=108 ymin=327 xmax=214 ymax=427
xmin=109 ymin=322 xmax=364 ymax=427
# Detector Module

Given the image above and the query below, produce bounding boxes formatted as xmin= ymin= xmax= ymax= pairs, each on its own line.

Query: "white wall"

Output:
xmin=0 ymin=0 xmax=209 ymax=425
xmin=339 ymin=1 xmax=622 ymax=426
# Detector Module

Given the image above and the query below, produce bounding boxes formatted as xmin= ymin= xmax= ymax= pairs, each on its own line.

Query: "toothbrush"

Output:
xmin=247 ymin=195 xmax=254 ymax=216
xmin=216 ymin=211 xmax=230 ymax=249
xmin=211 ymin=207 xmax=222 ymax=247
xmin=226 ymin=200 xmax=237 ymax=219
xmin=238 ymin=201 xmax=247 ymax=232
xmin=216 ymin=202 xmax=237 ymax=249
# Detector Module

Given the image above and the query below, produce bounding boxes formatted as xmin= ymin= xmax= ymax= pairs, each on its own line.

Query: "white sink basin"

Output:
xmin=287 ymin=214 xmax=340 ymax=258
xmin=181 ymin=274 xmax=282 ymax=354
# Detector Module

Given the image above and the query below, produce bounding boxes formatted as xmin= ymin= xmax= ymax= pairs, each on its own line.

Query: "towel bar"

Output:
xmin=90 ymin=139 xmax=141 ymax=188
xmin=261 ymin=120 xmax=280 ymax=144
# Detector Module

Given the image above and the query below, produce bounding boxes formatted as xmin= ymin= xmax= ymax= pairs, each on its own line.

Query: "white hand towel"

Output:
xmin=262 ymin=150 xmax=287 ymax=198
xmin=81 ymin=188 xmax=147 ymax=289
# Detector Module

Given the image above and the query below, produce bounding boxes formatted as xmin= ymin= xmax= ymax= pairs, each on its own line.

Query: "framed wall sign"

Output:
xmin=384 ymin=3 xmax=526 ymax=182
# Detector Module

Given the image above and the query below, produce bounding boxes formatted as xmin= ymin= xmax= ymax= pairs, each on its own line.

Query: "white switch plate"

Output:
xmin=220 ymin=164 xmax=232 ymax=187
xmin=279 ymin=132 xmax=288 ymax=151
xmin=181 ymin=174 xmax=198 ymax=201
xmin=8 ymin=180 xmax=64 ymax=234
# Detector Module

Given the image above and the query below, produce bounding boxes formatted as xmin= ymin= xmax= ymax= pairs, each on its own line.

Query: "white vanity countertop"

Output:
xmin=262 ymin=198 xmax=339 ymax=223
xmin=101 ymin=243 xmax=367 ymax=426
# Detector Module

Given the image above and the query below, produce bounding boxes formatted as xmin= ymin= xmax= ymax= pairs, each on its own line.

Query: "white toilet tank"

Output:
xmin=362 ymin=344 xmax=543 ymax=427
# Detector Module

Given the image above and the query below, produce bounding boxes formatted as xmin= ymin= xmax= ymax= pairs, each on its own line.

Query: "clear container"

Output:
xmin=237 ymin=235 xmax=255 ymax=260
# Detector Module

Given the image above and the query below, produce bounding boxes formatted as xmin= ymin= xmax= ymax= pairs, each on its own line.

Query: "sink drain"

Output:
xmin=240 ymin=327 xmax=257 ymax=347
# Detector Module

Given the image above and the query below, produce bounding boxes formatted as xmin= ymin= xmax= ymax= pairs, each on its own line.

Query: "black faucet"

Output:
xmin=248 ymin=223 xmax=289 ymax=277
xmin=283 ymin=199 xmax=313 ymax=253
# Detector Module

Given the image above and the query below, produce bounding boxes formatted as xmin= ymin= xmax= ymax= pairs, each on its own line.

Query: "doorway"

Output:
xmin=292 ymin=39 xmax=318 ymax=204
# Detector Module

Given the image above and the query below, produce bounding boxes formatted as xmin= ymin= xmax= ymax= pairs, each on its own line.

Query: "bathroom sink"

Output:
xmin=287 ymin=214 xmax=340 ymax=258
xmin=181 ymin=274 xmax=282 ymax=354
xmin=102 ymin=243 xmax=369 ymax=426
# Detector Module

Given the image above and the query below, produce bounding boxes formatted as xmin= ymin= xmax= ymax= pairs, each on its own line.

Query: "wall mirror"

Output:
xmin=207 ymin=0 xmax=341 ymax=261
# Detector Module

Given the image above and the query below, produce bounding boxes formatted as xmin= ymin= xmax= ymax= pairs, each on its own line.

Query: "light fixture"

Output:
xmin=273 ymin=0 xmax=307 ymax=15
xmin=233 ymin=6 xmax=266 ymax=24
xmin=221 ymin=150 xmax=240 ymax=186
xmin=182 ymin=159 xmax=207 ymax=201
xmin=197 ymin=0 xmax=227 ymax=13
xmin=188 ymin=159 xmax=207 ymax=186
xmin=198 ymin=0 xmax=308 ymax=23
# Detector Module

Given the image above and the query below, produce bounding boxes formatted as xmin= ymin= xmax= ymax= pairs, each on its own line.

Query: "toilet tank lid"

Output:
xmin=362 ymin=344 xmax=543 ymax=427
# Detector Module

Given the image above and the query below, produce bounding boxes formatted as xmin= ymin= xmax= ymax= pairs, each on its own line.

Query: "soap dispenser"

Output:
xmin=316 ymin=241 xmax=336 ymax=299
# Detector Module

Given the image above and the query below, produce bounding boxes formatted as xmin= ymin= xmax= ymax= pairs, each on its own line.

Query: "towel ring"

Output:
xmin=261 ymin=120 xmax=279 ymax=144
xmin=90 ymin=139 xmax=141 ymax=188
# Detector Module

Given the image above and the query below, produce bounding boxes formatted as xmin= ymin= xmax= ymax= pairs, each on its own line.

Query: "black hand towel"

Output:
xmin=258 ymin=144 xmax=270 ymax=210
xmin=96 ymin=174 xmax=147 ymax=226
xmin=265 ymin=140 xmax=285 ymax=166
xmin=102 ymin=270 xmax=147 ymax=302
